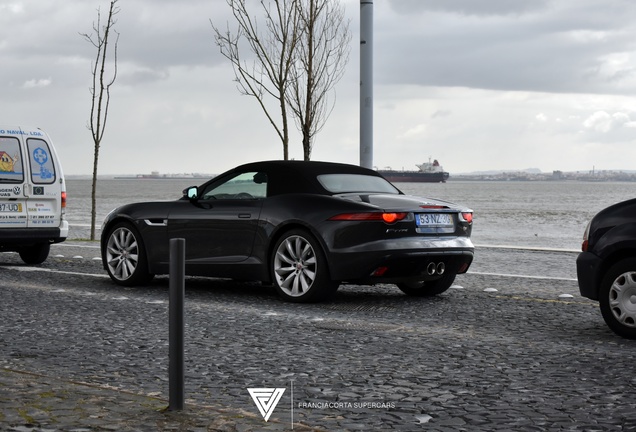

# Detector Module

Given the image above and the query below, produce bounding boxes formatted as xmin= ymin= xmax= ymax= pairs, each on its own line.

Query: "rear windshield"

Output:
xmin=317 ymin=173 xmax=399 ymax=194
xmin=27 ymin=138 xmax=56 ymax=184
xmin=0 ymin=137 xmax=24 ymax=183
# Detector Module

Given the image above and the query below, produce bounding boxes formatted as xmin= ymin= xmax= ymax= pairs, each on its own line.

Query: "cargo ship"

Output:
xmin=377 ymin=159 xmax=449 ymax=183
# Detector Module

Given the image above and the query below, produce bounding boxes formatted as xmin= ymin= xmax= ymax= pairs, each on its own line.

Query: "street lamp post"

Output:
xmin=360 ymin=0 xmax=373 ymax=169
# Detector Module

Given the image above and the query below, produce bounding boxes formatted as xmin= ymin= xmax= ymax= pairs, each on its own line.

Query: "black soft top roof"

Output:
xmin=228 ymin=160 xmax=383 ymax=196
xmin=234 ymin=160 xmax=378 ymax=176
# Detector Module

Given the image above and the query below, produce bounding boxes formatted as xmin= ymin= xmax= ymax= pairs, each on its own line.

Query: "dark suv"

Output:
xmin=577 ymin=198 xmax=636 ymax=339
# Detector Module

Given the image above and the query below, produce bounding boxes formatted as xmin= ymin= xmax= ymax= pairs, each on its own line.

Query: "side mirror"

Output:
xmin=184 ymin=186 xmax=198 ymax=200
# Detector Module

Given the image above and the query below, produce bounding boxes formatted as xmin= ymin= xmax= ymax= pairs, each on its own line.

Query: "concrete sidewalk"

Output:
xmin=0 ymin=368 xmax=319 ymax=432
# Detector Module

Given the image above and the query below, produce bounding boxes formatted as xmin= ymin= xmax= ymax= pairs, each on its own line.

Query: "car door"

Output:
xmin=167 ymin=171 xmax=267 ymax=267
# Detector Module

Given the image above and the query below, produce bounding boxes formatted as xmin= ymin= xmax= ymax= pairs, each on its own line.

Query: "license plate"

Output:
xmin=0 ymin=203 xmax=22 ymax=212
xmin=416 ymin=213 xmax=453 ymax=227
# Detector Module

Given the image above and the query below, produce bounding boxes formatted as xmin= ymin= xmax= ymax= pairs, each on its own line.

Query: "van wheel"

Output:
xmin=19 ymin=243 xmax=50 ymax=265
xmin=104 ymin=222 xmax=154 ymax=286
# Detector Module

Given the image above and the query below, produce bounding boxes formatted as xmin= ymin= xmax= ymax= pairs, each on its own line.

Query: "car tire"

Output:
xmin=271 ymin=229 xmax=339 ymax=303
xmin=397 ymin=272 xmax=456 ymax=297
xmin=104 ymin=222 xmax=154 ymax=286
xmin=599 ymin=258 xmax=636 ymax=339
xmin=19 ymin=243 xmax=50 ymax=265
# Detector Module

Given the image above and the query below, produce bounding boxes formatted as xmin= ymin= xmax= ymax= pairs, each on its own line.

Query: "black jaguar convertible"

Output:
xmin=101 ymin=160 xmax=474 ymax=302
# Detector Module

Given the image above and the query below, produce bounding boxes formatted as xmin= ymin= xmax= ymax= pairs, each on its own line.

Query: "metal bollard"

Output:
xmin=168 ymin=238 xmax=185 ymax=411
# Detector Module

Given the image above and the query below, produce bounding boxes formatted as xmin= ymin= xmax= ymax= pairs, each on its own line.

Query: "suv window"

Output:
xmin=0 ymin=137 xmax=24 ymax=183
xmin=27 ymin=138 xmax=56 ymax=184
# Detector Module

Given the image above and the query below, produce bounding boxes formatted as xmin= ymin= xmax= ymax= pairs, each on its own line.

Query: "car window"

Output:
xmin=317 ymin=174 xmax=399 ymax=194
xmin=27 ymin=138 xmax=56 ymax=184
xmin=0 ymin=137 xmax=24 ymax=183
xmin=201 ymin=171 xmax=267 ymax=199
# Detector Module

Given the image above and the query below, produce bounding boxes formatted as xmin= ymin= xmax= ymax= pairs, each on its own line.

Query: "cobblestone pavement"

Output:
xmin=1 ymin=242 xmax=635 ymax=431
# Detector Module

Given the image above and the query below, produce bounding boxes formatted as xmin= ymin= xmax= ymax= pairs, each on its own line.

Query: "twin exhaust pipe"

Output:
xmin=427 ymin=262 xmax=446 ymax=276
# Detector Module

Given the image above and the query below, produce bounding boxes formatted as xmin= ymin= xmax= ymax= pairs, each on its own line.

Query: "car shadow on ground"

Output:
xmin=146 ymin=275 xmax=452 ymax=312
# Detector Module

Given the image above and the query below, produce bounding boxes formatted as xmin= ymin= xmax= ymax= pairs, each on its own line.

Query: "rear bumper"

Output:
xmin=328 ymin=237 xmax=474 ymax=283
xmin=576 ymin=251 xmax=602 ymax=301
xmin=0 ymin=226 xmax=67 ymax=250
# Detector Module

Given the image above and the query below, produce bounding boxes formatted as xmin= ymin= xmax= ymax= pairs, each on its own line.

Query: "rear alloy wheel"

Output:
xmin=600 ymin=258 xmax=636 ymax=339
xmin=19 ymin=243 xmax=50 ymax=265
xmin=104 ymin=222 xmax=154 ymax=286
xmin=397 ymin=271 xmax=456 ymax=297
xmin=272 ymin=229 xmax=338 ymax=303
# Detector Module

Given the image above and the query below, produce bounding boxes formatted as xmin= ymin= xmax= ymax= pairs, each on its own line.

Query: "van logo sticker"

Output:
xmin=0 ymin=151 xmax=19 ymax=172
xmin=0 ymin=187 xmax=17 ymax=197
xmin=32 ymin=147 xmax=53 ymax=180
xmin=13 ymin=186 xmax=21 ymax=195
xmin=33 ymin=186 xmax=43 ymax=195
xmin=33 ymin=147 xmax=48 ymax=165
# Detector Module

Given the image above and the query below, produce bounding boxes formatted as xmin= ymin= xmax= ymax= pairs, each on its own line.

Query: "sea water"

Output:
xmin=65 ymin=178 xmax=636 ymax=250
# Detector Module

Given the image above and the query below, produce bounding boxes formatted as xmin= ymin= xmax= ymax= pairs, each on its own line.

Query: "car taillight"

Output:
xmin=382 ymin=213 xmax=405 ymax=223
xmin=460 ymin=212 xmax=473 ymax=223
xmin=329 ymin=212 xmax=408 ymax=224
xmin=61 ymin=191 xmax=67 ymax=209
xmin=581 ymin=221 xmax=591 ymax=251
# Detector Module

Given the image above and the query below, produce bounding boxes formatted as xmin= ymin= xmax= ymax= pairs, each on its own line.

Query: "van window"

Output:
xmin=27 ymin=138 xmax=56 ymax=184
xmin=0 ymin=137 xmax=24 ymax=183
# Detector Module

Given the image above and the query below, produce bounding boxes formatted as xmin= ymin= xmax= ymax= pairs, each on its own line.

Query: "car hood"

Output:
xmin=336 ymin=193 xmax=467 ymax=211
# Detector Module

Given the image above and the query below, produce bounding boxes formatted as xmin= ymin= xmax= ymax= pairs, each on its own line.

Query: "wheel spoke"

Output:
xmin=276 ymin=249 xmax=295 ymax=267
xmin=281 ymin=271 xmax=296 ymax=288
xmin=301 ymin=267 xmax=315 ymax=283
xmin=291 ymin=274 xmax=302 ymax=296
xmin=299 ymin=272 xmax=311 ymax=291
xmin=285 ymin=238 xmax=299 ymax=261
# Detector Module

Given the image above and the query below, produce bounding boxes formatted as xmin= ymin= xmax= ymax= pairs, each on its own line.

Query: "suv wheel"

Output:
xmin=599 ymin=258 xmax=636 ymax=339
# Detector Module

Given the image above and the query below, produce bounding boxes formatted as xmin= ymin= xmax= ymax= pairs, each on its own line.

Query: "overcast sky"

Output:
xmin=1 ymin=0 xmax=635 ymax=176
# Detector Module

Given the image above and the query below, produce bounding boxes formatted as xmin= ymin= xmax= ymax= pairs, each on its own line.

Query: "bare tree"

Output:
xmin=212 ymin=0 xmax=299 ymax=160
xmin=288 ymin=0 xmax=350 ymax=160
xmin=80 ymin=0 xmax=119 ymax=240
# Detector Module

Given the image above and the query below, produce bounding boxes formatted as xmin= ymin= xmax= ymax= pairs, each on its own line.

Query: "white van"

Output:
xmin=0 ymin=126 xmax=68 ymax=264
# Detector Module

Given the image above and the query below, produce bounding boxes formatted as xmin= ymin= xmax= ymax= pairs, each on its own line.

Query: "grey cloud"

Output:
xmin=387 ymin=0 xmax=549 ymax=16
xmin=118 ymin=68 xmax=170 ymax=86
xmin=431 ymin=110 xmax=451 ymax=118
xmin=376 ymin=1 xmax=636 ymax=95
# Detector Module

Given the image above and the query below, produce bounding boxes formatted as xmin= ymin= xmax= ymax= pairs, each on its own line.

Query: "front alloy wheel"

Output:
xmin=104 ymin=222 xmax=153 ymax=286
xmin=272 ymin=229 xmax=338 ymax=302
xmin=600 ymin=259 xmax=636 ymax=339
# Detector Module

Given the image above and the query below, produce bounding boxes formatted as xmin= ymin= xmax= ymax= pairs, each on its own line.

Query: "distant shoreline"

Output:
xmin=65 ymin=171 xmax=636 ymax=183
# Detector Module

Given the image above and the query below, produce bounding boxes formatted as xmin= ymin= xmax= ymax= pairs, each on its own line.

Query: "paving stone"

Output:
xmin=1 ymin=246 xmax=635 ymax=430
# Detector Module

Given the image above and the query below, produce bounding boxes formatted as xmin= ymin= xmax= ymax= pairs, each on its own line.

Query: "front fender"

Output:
xmin=100 ymin=202 xmax=173 ymax=271
xmin=594 ymin=223 xmax=636 ymax=259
